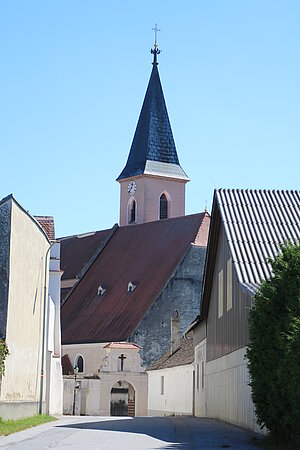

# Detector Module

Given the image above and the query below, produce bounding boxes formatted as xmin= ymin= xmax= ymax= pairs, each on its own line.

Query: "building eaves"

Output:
xmin=200 ymin=188 xmax=300 ymax=319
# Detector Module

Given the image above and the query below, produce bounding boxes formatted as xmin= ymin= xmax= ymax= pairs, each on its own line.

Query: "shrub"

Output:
xmin=0 ymin=339 xmax=9 ymax=377
xmin=246 ymin=241 xmax=300 ymax=442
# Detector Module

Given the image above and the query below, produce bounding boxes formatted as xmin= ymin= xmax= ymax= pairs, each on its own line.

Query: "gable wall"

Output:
xmin=0 ymin=199 xmax=12 ymax=340
xmin=130 ymin=244 xmax=206 ymax=367
xmin=1 ymin=200 xmax=49 ymax=402
xmin=207 ymin=224 xmax=253 ymax=362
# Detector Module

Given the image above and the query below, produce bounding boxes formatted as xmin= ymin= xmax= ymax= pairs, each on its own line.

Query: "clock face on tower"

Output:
xmin=128 ymin=180 xmax=136 ymax=196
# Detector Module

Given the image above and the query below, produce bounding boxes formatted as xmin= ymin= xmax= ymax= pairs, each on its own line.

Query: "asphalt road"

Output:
xmin=0 ymin=416 xmax=263 ymax=449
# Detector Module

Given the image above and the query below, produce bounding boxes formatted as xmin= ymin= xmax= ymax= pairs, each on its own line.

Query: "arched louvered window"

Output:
xmin=75 ymin=355 xmax=84 ymax=373
xmin=159 ymin=194 xmax=168 ymax=220
xmin=129 ymin=200 xmax=136 ymax=223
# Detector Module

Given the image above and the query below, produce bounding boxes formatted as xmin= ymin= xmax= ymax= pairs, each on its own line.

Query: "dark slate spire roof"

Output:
xmin=117 ymin=57 xmax=188 ymax=181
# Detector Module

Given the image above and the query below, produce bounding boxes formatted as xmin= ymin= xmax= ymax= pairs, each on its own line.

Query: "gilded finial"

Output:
xmin=151 ymin=23 xmax=161 ymax=65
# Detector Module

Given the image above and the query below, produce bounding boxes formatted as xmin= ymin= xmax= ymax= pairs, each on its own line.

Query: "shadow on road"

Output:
xmin=57 ymin=416 xmax=260 ymax=449
xmin=57 ymin=417 xmax=176 ymax=443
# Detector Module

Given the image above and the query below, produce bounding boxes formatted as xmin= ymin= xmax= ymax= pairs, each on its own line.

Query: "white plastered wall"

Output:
xmin=1 ymin=200 xmax=49 ymax=403
xmin=147 ymin=364 xmax=193 ymax=416
xmin=62 ymin=343 xmax=148 ymax=416
xmin=205 ymin=346 xmax=262 ymax=434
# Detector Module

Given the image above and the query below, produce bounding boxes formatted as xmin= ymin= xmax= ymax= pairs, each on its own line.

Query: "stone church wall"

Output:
xmin=129 ymin=245 xmax=206 ymax=367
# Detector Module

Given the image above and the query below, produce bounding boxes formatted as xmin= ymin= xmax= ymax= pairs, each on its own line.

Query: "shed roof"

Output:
xmin=148 ymin=331 xmax=194 ymax=370
xmin=201 ymin=189 xmax=300 ymax=317
xmin=61 ymin=212 xmax=210 ymax=345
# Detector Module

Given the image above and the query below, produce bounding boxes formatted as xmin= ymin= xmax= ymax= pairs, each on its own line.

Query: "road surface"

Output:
xmin=0 ymin=415 xmax=263 ymax=449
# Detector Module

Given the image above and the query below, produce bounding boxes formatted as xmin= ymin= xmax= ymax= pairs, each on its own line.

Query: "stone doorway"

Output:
xmin=110 ymin=381 xmax=135 ymax=416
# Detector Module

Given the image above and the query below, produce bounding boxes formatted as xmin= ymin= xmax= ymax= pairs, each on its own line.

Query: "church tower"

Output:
xmin=117 ymin=32 xmax=189 ymax=226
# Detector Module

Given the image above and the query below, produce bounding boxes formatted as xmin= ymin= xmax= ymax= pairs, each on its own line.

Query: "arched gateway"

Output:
xmin=110 ymin=381 xmax=135 ymax=416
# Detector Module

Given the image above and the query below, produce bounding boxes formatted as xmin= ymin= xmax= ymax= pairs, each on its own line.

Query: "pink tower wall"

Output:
xmin=119 ymin=175 xmax=187 ymax=226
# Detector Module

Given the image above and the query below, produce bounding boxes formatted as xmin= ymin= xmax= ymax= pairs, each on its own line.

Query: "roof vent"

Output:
xmin=127 ymin=281 xmax=136 ymax=293
xmin=97 ymin=285 xmax=106 ymax=297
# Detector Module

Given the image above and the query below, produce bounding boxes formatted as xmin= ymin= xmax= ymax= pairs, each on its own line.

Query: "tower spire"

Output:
xmin=151 ymin=23 xmax=161 ymax=65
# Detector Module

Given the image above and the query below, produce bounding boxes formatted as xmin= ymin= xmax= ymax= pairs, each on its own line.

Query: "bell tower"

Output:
xmin=117 ymin=27 xmax=189 ymax=226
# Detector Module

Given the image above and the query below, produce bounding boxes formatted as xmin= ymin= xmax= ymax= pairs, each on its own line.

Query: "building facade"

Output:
xmin=193 ymin=189 xmax=300 ymax=433
xmin=62 ymin=342 xmax=147 ymax=416
xmin=0 ymin=195 xmax=63 ymax=419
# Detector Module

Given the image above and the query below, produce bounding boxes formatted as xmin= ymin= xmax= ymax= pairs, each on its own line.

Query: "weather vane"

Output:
xmin=151 ymin=23 xmax=161 ymax=65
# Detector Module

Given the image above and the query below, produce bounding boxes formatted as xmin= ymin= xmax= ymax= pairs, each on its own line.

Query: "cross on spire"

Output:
xmin=151 ymin=23 xmax=161 ymax=65
xmin=152 ymin=23 xmax=161 ymax=49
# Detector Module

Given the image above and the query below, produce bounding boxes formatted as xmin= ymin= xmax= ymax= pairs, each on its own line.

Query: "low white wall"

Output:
xmin=147 ymin=364 xmax=193 ymax=416
xmin=63 ymin=372 xmax=148 ymax=417
xmin=0 ymin=401 xmax=42 ymax=420
xmin=206 ymin=346 xmax=262 ymax=433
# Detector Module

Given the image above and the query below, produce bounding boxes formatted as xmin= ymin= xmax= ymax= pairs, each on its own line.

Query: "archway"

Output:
xmin=110 ymin=381 xmax=135 ymax=417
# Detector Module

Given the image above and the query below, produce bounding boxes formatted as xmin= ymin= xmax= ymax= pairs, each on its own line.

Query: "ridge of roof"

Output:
xmin=117 ymin=64 xmax=187 ymax=181
xmin=61 ymin=224 xmax=118 ymax=306
xmin=200 ymin=188 xmax=300 ymax=319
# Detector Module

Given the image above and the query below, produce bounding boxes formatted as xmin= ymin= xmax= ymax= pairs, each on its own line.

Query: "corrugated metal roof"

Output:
xmin=61 ymin=213 xmax=210 ymax=345
xmin=216 ymin=189 xmax=300 ymax=292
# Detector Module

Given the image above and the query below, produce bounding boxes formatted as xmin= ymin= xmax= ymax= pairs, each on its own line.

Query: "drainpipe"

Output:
xmin=39 ymin=242 xmax=55 ymax=415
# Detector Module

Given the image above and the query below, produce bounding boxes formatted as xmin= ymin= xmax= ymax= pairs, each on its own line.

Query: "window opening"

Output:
xmin=160 ymin=376 xmax=164 ymax=395
xmin=128 ymin=281 xmax=136 ymax=293
xmin=159 ymin=194 xmax=168 ymax=220
xmin=129 ymin=200 xmax=136 ymax=223
xmin=218 ymin=270 xmax=224 ymax=318
xmin=75 ymin=355 xmax=84 ymax=373
xmin=227 ymin=258 xmax=232 ymax=311
xmin=97 ymin=285 xmax=106 ymax=297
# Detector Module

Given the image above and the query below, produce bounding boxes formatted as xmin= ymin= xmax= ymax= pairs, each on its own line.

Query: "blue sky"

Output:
xmin=0 ymin=1 xmax=299 ymax=237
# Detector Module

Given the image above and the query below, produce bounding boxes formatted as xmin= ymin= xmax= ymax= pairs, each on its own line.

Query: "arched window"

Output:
xmin=128 ymin=198 xmax=136 ymax=224
xmin=75 ymin=355 xmax=84 ymax=373
xmin=159 ymin=194 xmax=168 ymax=220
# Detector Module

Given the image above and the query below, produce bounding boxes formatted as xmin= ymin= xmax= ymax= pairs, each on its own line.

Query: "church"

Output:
xmin=60 ymin=36 xmax=210 ymax=415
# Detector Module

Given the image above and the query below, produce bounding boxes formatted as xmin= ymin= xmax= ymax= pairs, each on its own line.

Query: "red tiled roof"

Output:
xmin=59 ymin=227 xmax=115 ymax=281
xmin=35 ymin=216 xmax=55 ymax=240
xmin=61 ymin=354 xmax=74 ymax=375
xmin=61 ymin=213 xmax=210 ymax=345
xmin=104 ymin=342 xmax=141 ymax=350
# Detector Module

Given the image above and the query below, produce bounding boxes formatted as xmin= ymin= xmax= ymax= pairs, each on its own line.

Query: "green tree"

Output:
xmin=246 ymin=241 xmax=300 ymax=442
